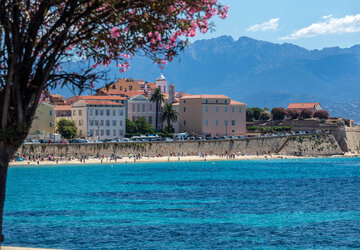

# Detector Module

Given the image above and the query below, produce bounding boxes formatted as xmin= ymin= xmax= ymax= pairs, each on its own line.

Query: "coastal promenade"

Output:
xmin=14 ymin=134 xmax=343 ymax=165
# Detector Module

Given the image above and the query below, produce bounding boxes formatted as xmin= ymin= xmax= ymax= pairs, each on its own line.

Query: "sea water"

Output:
xmin=3 ymin=158 xmax=360 ymax=249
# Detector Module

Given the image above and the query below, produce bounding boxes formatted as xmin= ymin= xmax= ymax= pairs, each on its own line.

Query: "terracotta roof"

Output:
xmin=54 ymin=105 xmax=72 ymax=111
xmin=230 ymin=100 xmax=246 ymax=105
xmin=287 ymin=103 xmax=320 ymax=109
xmin=81 ymin=100 xmax=124 ymax=106
xmin=181 ymin=94 xmax=229 ymax=99
xmin=80 ymin=95 xmax=126 ymax=101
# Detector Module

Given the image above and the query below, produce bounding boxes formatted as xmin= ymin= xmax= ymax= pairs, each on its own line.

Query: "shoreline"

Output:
xmin=8 ymin=153 xmax=360 ymax=167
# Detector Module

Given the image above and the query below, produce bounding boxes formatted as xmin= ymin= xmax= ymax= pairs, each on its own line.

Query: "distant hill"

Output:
xmin=55 ymin=36 xmax=360 ymax=121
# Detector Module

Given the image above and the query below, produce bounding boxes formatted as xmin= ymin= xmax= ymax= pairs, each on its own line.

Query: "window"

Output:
xmin=129 ymin=85 xmax=133 ymax=90
xmin=239 ymin=107 xmax=242 ymax=113
xmin=49 ymin=122 xmax=53 ymax=127
xmin=216 ymin=106 xmax=219 ymax=112
xmin=112 ymin=120 xmax=116 ymax=126
xmin=132 ymin=104 xmax=135 ymax=111
xmin=49 ymin=110 xmax=53 ymax=116
xmin=90 ymin=109 xmax=93 ymax=115
xmin=232 ymin=107 xmax=235 ymax=113
xmin=216 ymin=99 xmax=218 ymax=104
xmin=184 ymin=120 xmax=186 ymax=126
xmin=183 ymin=107 xmax=186 ymax=112
xmin=79 ymin=129 xmax=82 ymax=136
xmin=120 ymin=120 xmax=123 ymax=126
xmin=225 ymin=107 xmax=228 ymax=112
xmin=232 ymin=130 xmax=235 ymax=133
xmin=205 ymin=99 xmax=208 ymax=103
xmin=96 ymin=120 xmax=99 ymax=126
xmin=216 ymin=120 xmax=219 ymax=126
xmin=132 ymin=116 xmax=135 ymax=122
xmin=95 ymin=110 xmax=98 ymax=116
xmin=73 ymin=110 xmax=76 ymax=116
xmin=184 ymin=100 xmax=186 ymax=104
xmin=206 ymin=120 xmax=208 ymax=126
xmin=100 ymin=110 xmax=104 ymax=116
xmin=231 ymin=120 xmax=236 ymax=126
xmin=120 ymin=86 xmax=122 ymax=91
xmin=106 ymin=109 xmax=110 ymax=116
xmin=101 ymin=129 xmax=104 ymax=136
xmin=106 ymin=130 xmax=110 ymax=136
xmin=106 ymin=120 xmax=110 ymax=126
xmin=100 ymin=120 xmax=104 ymax=126
xmin=149 ymin=104 xmax=152 ymax=111
xmin=142 ymin=104 xmax=145 ymax=112
xmin=137 ymin=104 xmax=140 ymax=112
xmin=113 ymin=110 xmax=116 ymax=116
xmin=95 ymin=130 xmax=99 ymax=136
xmin=90 ymin=130 xmax=94 ymax=136
xmin=149 ymin=116 xmax=152 ymax=123
xmin=225 ymin=100 xmax=227 ymax=104
xmin=113 ymin=129 xmax=116 ymax=136
xmin=90 ymin=120 xmax=94 ymax=126
xmin=79 ymin=120 xmax=82 ymax=126
xmin=112 ymin=84 xmax=116 ymax=89
xmin=205 ymin=106 xmax=208 ymax=112
xmin=79 ymin=110 xmax=82 ymax=116
xmin=119 ymin=130 xmax=124 ymax=135
xmin=119 ymin=110 xmax=123 ymax=116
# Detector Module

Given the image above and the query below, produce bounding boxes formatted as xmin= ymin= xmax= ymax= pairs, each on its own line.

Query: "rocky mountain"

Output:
xmin=56 ymin=36 xmax=360 ymax=121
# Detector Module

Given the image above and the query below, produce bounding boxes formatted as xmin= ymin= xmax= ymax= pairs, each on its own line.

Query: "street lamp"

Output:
xmin=224 ymin=120 xmax=228 ymax=137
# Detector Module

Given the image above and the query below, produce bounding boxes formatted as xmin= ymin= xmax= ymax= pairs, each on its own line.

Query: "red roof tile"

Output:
xmin=287 ymin=103 xmax=319 ymax=109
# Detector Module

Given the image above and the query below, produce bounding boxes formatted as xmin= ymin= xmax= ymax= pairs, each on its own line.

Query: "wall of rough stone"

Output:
xmin=343 ymin=127 xmax=360 ymax=152
xmin=280 ymin=134 xmax=342 ymax=156
xmin=17 ymin=134 xmax=343 ymax=158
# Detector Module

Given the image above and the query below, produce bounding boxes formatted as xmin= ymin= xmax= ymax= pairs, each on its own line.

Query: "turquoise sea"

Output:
xmin=3 ymin=157 xmax=360 ymax=249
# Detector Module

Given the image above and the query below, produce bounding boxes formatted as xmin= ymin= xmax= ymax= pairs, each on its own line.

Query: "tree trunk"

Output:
xmin=0 ymin=144 xmax=15 ymax=245
xmin=155 ymin=102 xmax=159 ymax=130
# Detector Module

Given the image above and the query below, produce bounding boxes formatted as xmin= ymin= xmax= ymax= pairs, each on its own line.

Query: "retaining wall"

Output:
xmin=17 ymin=134 xmax=343 ymax=158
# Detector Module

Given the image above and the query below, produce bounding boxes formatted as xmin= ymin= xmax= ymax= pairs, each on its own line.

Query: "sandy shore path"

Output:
xmin=8 ymin=153 xmax=359 ymax=167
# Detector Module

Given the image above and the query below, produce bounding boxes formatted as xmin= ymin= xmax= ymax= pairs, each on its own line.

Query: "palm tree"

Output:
xmin=150 ymin=87 xmax=165 ymax=130
xmin=161 ymin=103 xmax=178 ymax=133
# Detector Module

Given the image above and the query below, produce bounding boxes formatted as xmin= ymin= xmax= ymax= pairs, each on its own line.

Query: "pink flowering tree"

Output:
xmin=0 ymin=0 xmax=228 ymax=241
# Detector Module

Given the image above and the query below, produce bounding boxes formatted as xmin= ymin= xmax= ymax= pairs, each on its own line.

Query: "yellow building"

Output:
xmin=28 ymin=102 xmax=55 ymax=140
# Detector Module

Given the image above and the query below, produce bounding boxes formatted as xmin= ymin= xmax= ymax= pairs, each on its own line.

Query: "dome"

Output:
xmin=156 ymin=73 xmax=166 ymax=81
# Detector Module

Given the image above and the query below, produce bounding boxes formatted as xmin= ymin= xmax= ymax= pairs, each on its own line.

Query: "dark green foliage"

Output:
xmin=287 ymin=109 xmax=301 ymax=119
xmin=259 ymin=110 xmax=272 ymax=121
xmin=56 ymin=119 xmax=77 ymax=139
xmin=313 ymin=110 xmax=329 ymax=119
xmin=126 ymin=118 xmax=154 ymax=136
xmin=161 ymin=103 xmax=178 ymax=133
xmin=271 ymin=107 xmax=287 ymax=120
xmin=300 ymin=109 xmax=313 ymax=119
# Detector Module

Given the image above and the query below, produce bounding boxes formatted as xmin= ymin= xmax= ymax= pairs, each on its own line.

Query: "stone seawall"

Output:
xmin=17 ymin=134 xmax=343 ymax=158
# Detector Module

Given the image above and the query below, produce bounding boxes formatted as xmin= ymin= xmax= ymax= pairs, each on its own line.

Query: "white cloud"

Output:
xmin=322 ymin=14 xmax=333 ymax=19
xmin=281 ymin=14 xmax=360 ymax=40
xmin=247 ymin=18 xmax=280 ymax=32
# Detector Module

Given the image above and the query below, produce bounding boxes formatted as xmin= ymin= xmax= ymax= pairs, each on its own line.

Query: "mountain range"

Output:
xmin=56 ymin=36 xmax=360 ymax=122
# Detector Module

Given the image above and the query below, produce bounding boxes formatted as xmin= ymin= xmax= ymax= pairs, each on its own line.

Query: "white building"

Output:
xmin=72 ymin=100 xmax=125 ymax=140
xmin=128 ymin=94 xmax=158 ymax=129
xmin=156 ymin=73 xmax=167 ymax=93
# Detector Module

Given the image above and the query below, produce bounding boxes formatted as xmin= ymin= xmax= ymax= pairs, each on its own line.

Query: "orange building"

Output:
xmin=179 ymin=95 xmax=246 ymax=137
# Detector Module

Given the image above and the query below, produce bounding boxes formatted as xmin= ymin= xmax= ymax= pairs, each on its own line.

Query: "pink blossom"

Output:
xmin=110 ymin=27 xmax=120 ymax=38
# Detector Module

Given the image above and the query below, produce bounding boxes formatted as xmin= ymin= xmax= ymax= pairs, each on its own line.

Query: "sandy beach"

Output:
xmin=8 ymin=153 xmax=360 ymax=167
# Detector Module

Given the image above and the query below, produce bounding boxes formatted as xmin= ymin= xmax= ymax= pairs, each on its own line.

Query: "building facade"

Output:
xmin=179 ymin=95 xmax=246 ymax=137
xmin=71 ymin=100 xmax=125 ymax=140
xmin=128 ymin=94 xmax=158 ymax=129
xmin=28 ymin=102 xmax=55 ymax=140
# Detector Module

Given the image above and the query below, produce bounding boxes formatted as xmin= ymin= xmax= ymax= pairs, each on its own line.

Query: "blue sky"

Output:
xmin=193 ymin=0 xmax=360 ymax=50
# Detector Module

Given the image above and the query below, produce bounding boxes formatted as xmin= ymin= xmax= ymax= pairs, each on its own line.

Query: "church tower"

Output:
xmin=156 ymin=73 xmax=167 ymax=93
